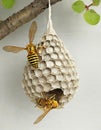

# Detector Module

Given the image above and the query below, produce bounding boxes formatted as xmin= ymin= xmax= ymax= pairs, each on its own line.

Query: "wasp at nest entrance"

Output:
xmin=34 ymin=89 xmax=63 ymax=124
xmin=3 ymin=21 xmax=46 ymax=68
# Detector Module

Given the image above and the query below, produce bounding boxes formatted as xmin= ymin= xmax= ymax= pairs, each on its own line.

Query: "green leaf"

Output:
xmin=84 ymin=9 xmax=100 ymax=25
xmin=1 ymin=0 xmax=15 ymax=9
xmin=72 ymin=0 xmax=85 ymax=13
xmin=93 ymin=0 xmax=101 ymax=6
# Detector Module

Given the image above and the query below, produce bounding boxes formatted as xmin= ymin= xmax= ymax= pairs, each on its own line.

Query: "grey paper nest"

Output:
xmin=22 ymin=30 xmax=79 ymax=107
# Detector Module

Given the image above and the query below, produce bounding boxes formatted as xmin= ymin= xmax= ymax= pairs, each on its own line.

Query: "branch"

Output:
xmin=0 ymin=0 xmax=62 ymax=40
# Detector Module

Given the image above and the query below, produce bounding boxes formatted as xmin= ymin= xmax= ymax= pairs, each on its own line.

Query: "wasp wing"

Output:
xmin=29 ymin=21 xmax=37 ymax=43
xmin=34 ymin=109 xmax=50 ymax=124
xmin=3 ymin=46 xmax=25 ymax=53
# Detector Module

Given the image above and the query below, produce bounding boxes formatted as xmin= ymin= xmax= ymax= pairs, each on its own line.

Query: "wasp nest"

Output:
xmin=22 ymin=31 xmax=79 ymax=107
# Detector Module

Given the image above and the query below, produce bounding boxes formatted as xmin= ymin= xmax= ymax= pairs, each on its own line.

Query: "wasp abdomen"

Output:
xmin=27 ymin=54 xmax=39 ymax=68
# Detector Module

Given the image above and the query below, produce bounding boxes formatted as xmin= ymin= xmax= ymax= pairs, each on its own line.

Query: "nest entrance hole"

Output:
xmin=44 ymin=89 xmax=63 ymax=103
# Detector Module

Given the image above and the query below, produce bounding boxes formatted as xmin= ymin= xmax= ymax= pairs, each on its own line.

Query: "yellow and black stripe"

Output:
xmin=27 ymin=54 xmax=39 ymax=68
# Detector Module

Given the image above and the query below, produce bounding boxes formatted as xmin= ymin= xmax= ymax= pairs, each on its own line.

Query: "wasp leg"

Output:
xmin=41 ymin=92 xmax=48 ymax=100
xmin=49 ymin=94 xmax=56 ymax=100
xmin=37 ymin=43 xmax=47 ymax=55
xmin=38 ymin=55 xmax=42 ymax=62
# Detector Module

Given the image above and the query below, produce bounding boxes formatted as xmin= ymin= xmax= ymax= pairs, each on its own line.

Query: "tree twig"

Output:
xmin=0 ymin=0 xmax=62 ymax=40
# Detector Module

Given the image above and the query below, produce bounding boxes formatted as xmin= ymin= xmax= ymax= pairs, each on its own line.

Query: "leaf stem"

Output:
xmin=85 ymin=3 xmax=93 ymax=10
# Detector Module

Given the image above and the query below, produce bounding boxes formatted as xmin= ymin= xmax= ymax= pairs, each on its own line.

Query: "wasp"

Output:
xmin=3 ymin=21 xmax=46 ymax=68
xmin=34 ymin=93 xmax=59 ymax=124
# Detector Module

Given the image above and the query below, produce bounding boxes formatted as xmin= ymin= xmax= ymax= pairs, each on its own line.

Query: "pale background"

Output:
xmin=0 ymin=0 xmax=101 ymax=130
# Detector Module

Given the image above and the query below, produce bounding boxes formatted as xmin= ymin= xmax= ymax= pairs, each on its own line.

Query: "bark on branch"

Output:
xmin=0 ymin=0 xmax=62 ymax=40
